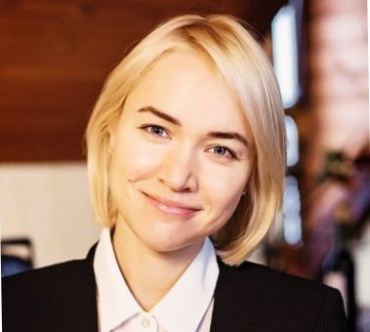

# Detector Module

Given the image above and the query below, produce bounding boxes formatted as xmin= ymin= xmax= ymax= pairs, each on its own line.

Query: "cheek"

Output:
xmin=213 ymin=184 xmax=243 ymax=214
xmin=206 ymin=167 xmax=248 ymax=201
xmin=112 ymin=139 xmax=163 ymax=181
xmin=202 ymin=166 xmax=249 ymax=220
xmin=208 ymin=188 xmax=243 ymax=235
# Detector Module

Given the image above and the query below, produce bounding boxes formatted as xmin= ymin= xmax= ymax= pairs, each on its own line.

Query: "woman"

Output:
xmin=3 ymin=14 xmax=346 ymax=332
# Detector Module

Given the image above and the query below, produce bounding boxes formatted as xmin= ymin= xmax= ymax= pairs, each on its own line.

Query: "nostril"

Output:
xmin=157 ymin=147 xmax=199 ymax=192
xmin=157 ymin=168 xmax=198 ymax=193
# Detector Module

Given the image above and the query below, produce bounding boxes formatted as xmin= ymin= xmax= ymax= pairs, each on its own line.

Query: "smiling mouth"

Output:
xmin=143 ymin=192 xmax=202 ymax=217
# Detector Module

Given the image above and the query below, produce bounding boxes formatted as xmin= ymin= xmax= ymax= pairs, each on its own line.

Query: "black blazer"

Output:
xmin=2 ymin=245 xmax=347 ymax=332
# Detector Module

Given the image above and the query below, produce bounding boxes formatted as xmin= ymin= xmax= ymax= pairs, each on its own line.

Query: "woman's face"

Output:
xmin=109 ymin=50 xmax=253 ymax=255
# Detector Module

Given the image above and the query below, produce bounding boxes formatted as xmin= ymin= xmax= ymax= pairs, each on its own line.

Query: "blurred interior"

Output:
xmin=0 ymin=0 xmax=369 ymax=330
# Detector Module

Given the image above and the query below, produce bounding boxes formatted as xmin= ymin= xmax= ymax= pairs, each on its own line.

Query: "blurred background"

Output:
xmin=0 ymin=0 xmax=369 ymax=330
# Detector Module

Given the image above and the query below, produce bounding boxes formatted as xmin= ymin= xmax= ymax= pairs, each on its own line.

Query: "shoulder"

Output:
xmin=2 ymin=243 xmax=97 ymax=301
xmin=213 ymin=260 xmax=347 ymax=332
xmin=3 ymin=258 xmax=93 ymax=298
xmin=218 ymin=260 xmax=330 ymax=296
xmin=2 ymin=259 xmax=97 ymax=332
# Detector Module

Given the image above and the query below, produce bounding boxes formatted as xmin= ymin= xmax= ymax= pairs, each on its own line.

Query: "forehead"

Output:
xmin=123 ymin=50 xmax=250 ymax=136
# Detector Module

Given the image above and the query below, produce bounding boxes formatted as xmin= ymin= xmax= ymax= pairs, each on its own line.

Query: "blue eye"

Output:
xmin=210 ymin=146 xmax=237 ymax=159
xmin=149 ymin=125 xmax=165 ymax=136
xmin=141 ymin=125 xmax=169 ymax=138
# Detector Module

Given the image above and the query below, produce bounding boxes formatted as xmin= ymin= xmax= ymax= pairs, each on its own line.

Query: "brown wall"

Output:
xmin=0 ymin=0 xmax=285 ymax=161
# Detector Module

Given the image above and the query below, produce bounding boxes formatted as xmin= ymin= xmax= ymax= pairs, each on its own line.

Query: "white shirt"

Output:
xmin=93 ymin=229 xmax=219 ymax=332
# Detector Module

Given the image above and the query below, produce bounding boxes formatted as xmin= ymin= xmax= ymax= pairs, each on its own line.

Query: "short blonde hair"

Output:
xmin=86 ymin=14 xmax=286 ymax=266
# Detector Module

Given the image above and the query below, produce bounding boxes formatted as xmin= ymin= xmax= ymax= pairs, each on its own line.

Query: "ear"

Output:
xmin=242 ymin=171 xmax=253 ymax=196
xmin=108 ymin=122 xmax=118 ymax=153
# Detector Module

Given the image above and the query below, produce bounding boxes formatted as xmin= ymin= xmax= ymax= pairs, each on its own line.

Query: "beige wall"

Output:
xmin=0 ymin=163 xmax=101 ymax=267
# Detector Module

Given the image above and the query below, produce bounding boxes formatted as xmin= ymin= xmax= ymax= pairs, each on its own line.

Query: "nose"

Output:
xmin=157 ymin=143 xmax=198 ymax=193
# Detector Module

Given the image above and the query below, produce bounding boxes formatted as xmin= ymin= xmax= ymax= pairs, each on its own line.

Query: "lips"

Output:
xmin=143 ymin=192 xmax=202 ymax=217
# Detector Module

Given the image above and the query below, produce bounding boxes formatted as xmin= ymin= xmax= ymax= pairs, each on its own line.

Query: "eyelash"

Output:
xmin=208 ymin=146 xmax=238 ymax=160
xmin=140 ymin=124 xmax=169 ymax=138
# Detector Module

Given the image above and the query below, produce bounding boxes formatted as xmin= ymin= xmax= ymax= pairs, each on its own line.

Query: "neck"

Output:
xmin=112 ymin=219 xmax=204 ymax=311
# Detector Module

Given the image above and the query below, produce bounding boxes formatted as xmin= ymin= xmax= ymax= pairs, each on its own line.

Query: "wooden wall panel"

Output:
xmin=0 ymin=0 xmax=285 ymax=161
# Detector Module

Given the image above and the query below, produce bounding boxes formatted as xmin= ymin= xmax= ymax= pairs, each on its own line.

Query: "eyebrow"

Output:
xmin=138 ymin=106 xmax=181 ymax=126
xmin=207 ymin=132 xmax=249 ymax=148
xmin=137 ymin=106 xmax=249 ymax=148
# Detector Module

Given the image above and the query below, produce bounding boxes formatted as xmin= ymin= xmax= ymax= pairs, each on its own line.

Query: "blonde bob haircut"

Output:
xmin=86 ymin=14 xmax=286 ymax=266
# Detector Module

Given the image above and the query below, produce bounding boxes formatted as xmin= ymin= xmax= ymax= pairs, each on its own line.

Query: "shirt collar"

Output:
xmin=94 ymin=229 xmax=142 ymax=332
xmin=93 ymin=228 xmax=219 ymax=332
xmin=151 ymin=237 xmax=219 ymax=332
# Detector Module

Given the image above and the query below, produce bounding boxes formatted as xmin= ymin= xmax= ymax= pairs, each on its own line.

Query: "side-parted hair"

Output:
xmin=86 ymin=14 xmax=286 ymax=266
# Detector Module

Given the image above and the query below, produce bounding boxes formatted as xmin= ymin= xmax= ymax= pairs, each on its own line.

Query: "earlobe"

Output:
xmin=108 ymin=123 xmax=118 ymax=154
xmin=108 ymin=133 xmax=115 ymax=154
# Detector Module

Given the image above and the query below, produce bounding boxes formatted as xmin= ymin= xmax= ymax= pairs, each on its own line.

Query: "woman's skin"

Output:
xmin=110 ymin=50 xmax=253 ymax=310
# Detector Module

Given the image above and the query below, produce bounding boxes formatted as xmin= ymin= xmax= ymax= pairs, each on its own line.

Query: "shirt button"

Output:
xmin=141 ymin=317 xmax=150 ymax=328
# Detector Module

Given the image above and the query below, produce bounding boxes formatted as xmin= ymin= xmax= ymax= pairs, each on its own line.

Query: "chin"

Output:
xmin=143 ymin=233 xmax=204 ymax=255
xmin=146 ymin=238 xmax=187 ymax=253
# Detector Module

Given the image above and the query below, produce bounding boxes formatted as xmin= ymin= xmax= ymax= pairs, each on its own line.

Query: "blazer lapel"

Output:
xmin=73 ymin=244 xmax=99 ymax=332
xmin=210 ymin=259 xmax=255 ymax=332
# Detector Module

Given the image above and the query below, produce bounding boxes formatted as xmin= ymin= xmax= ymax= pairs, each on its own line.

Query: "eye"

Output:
xmin=141 ymin=125 xmax=169 ymax=138
xmin=208 ymin=146 xmax=237 ymax=160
